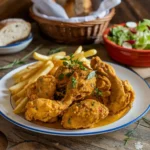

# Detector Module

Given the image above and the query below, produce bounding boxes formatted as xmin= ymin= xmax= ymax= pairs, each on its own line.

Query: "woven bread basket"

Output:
xmin=30 ymin=8 xmax=115 ymax=44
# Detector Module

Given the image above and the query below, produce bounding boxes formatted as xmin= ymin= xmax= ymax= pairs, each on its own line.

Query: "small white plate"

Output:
xmin=0 ymin=62 xmax=150 ymax=136
xmin=0 ymin=33 xmax=33 ymax=54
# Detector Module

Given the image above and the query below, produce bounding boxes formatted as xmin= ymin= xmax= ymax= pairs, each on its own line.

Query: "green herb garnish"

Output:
xmin=87 ymin=71 xmax=96 ymax=80
xmin=62 ymin=55 xmax=87 ymax=70
xmin=63 ymin=61 xmax=69 ymax=66
xmin=66 ymin=72 xmax=73 ymax=78
xmin=0 ymin=45 xmax=42 ymax=70
xmin=93 ymin=88 xmax=102 ymax=97
xmin=71 ymin=77 xmax=77 ymax=88
xmin=58 ymin=73 xmax=65 ymax=80
xmin=142 ymin=117 xmax=150 ymax=126
xmin=124 ymin=121 xmax=140 ymax=145
xmin=48 ymin=47 xmax=67 ymax=55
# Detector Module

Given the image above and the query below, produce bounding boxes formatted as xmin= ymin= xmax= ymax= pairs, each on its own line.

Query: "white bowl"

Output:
xmin=0 ymin=33 xmax=33 ymax=54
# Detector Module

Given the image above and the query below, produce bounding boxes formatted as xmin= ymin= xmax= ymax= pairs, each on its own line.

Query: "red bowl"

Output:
xmin=103 ymin=24 xmax=150 ymax=67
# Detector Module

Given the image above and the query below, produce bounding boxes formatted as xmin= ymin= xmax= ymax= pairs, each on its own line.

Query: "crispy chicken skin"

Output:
xmin=91 ymin=57 xmax=135 ymax=114
xmin=25 ymin=94 xmax=73 ymax=122
xmin=27 ymin=75 xmax=57 ymax=100
xmin=55 ymin=66 xmax=72 ymax=89
xmin=61 ymin=99 xmax=109 ymax=129
xmin=66 ymin=69 xmax=96 ymax=100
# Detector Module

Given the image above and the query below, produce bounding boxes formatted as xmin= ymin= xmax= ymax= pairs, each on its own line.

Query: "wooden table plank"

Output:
xmin=112 ymin=0 xmax=150 ymax=24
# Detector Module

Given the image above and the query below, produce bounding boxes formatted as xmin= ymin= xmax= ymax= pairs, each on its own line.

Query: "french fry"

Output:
xmin=13 ymin=61 xmax=43 ymax=79
xmin=81 ymin=57 xmax=91 ymax=67
xmin=73 ymin=52 xmax=84 ymax=61
xmin=49 ymin=60 xmax=63 ymax=75
xmin=52 ymin=55 xmax=65 ymax=60
xmin=28 ymin=61 xmax=54 ymax=84
xmin=74 ymin=46 xmax=82 ymax=55
xmin=10 ymin=62 xmax=44 ymax=93
xmin=27 ymin=61 xmax=43 ymax=69
xmin=13 ymin=97 xmax=28 ymax=114
xmin=33 ymin=52 xmax=66 ymax=61
xmin=33 ymin=52 xmax=49 ymax=61
xmin=84 ymin=49 xmax=97 ymax=58
xmin=12 ymin=89 xmax=26 ymax=101
xmin=12 ymin=61 xmax=54 ymax=101
xmin=50 ymin=52 xmax=66 ymax=59
xmin=9 ymin=79 xmax=28 ymax=95
xmin=19 ymin=67 xmax=41 ymax=82
xmin=15 ymin=97 xmax=23 ymax=106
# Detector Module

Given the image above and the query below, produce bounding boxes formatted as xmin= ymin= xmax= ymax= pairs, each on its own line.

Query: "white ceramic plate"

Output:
xmin=0 ymin=62 xmax=150 ymax=136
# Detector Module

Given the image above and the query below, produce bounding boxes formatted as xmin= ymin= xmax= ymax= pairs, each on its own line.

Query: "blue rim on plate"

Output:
xmin=0 ymin=62 xmax=150 ymax=136
xmin=0 ymin=33 xmax=33 ymax=48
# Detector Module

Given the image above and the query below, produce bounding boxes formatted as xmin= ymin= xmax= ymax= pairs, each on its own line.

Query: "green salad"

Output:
xmin=108 ymin=19 xmax=150 ymax=50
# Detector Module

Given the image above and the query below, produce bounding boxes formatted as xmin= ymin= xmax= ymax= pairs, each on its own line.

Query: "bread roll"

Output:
xmin=64 ymin=0 xmax=92 ymax=17
xmin=0 ymin=19 xmax=31 ymax=46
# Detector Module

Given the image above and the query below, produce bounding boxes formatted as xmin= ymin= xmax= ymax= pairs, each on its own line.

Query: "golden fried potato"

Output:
xmin=61 ymin=99 xmax=109 ymax=129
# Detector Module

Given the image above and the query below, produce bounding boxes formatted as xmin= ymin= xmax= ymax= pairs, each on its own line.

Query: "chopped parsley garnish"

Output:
xmin=93 ymin=88 xmax=102 ymax=97
xmin=63 ymin=61 xmax=69 ymax=66
xmin=87 ymin=71 xmax=96 ymax=80
xmin=58 ymin=72 xmax=73 ymax=80
xmin=66 ymin=72 xmax=73 ymax=78
xmin=71 ymin=77 xmax=77 ymax=88
xmin=62 ymin=54 xmax=87 ymax=70
xmin=58 ymin=73 xmax=65 ymax=80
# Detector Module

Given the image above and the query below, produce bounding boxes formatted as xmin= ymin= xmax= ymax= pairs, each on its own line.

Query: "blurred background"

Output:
xmin=0 ymin=0 xmax=149 ymax=23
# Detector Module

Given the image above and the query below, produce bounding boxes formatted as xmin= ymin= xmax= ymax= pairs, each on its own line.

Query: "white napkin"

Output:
xmin=32 ymin=0 xmax=121 ymax=23
xmin=131 ymin=67 xmax=150 ymax=79
xmin=32 ymin=0 xmax=68 ymax=19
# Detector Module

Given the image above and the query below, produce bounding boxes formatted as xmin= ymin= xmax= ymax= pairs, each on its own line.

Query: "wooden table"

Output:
xmin=0 ymin=1 xmax=150 ymax=149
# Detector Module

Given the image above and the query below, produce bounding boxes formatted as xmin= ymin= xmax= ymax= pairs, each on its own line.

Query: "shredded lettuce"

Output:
xmin=108 ymin=19 xmax=150 ymax=50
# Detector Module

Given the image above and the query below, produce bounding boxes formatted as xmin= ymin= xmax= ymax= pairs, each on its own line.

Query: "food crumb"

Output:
xmin=135 ymin=141 xmax=143 ymax=150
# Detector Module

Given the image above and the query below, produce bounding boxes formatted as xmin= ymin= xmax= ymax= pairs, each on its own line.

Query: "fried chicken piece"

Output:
xmin=91 ymin=57 xmax=135 ymax=114
xmin=66 ymin=69 xmax=96 ymax=100
xmin=25 ymin=94 xmax=73 ymax=122
xmin=25 ymin=68 xmax=97 ymax=123
xmin=108 ymin=78 xmax=135 ymax=114
xmin=91 ymin=56 xmax=116 ymax=76
xmin=27 ymin=75 xmax=57 ymax=100
xmin=96 ymin=75 xmax=111 ymax=105
xmin=97 ymin=75 xmax=111 ymax=91
xmin=61 ymin=99 xmax=109 ymax=129
xmin=55 ymin=66 xmax=72 ymax=89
